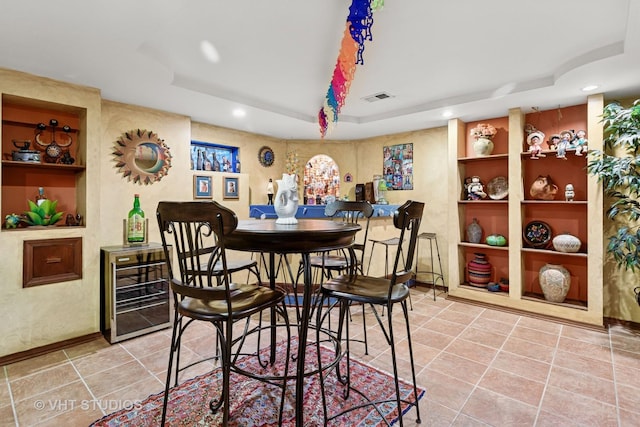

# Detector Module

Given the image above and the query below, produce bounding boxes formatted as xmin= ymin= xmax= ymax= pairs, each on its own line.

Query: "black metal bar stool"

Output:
xmin=367 ymin=236 xmax=413 ymax=310
xmin=414 ymin=232 xmax=446 ymax=300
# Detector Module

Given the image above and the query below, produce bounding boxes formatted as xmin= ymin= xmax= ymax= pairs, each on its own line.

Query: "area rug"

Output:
xmin=90 ymin=338 xmax=425 ymax=426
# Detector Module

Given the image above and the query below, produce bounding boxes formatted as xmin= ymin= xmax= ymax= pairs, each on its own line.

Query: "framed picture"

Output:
xmin=223 ymin=176 xmax=239 ymax=199
xmin=193 ymin=175 xmax=212 ymax=199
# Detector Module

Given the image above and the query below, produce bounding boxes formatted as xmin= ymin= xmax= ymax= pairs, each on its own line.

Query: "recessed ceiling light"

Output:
xmin=200 ymin=40 xmax=220 ymax=63
xmin=442 ymin=110 xmax=453 ymax=118
xmin=581 ymin=84 xmax=599 ymax=92
xmin=232 ymin=108 xmax=246 ymax=118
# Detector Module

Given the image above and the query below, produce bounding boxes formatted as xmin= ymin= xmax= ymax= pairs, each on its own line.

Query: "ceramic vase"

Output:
xmin=473 ymin=137 xmax=494 ymax=157
xmin=552 ymin=233 xmax=581 ymax=253
xmin=274 ymin=173 xmax=299 ymax=224
xmin=467 ymin=253 xmax=492 ymax=287
xmin=539 ymin=264 xmax=571 ymax=303
xmin=466 ymin=218 xmax=482 ymax=243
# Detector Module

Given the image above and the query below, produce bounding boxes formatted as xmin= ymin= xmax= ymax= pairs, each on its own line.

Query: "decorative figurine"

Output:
xmin=4 ymin=213 xmax=21 ymax=229
xmin=467 ymin=176 xmax=487 ymax=200
xmin=556 ymin=130 xmax=573 ymax=159
xmin=530 ymin=175 xmax=559 ymax=200
xmin=274 ymin=173 xmax=299 ymax=224
xmin=565 ymin=183 xmax=575 ymax=201
xmin=574 ymin=129 xmax=588 ymax=156
xmin=266 ymin=178 xmax=274 ymax=205
xmin=548 ymin=134 xmax=560 ymax=151
xmin=527 ymin=131 xmax=546 ymax=159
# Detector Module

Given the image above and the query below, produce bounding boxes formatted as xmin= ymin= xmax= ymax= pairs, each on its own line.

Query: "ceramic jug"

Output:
xmin=274 ymin=173 xmax=299 ymax=224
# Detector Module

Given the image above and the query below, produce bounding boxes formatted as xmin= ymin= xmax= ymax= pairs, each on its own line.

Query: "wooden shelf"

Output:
xmin=459 ymin=242 xmax=509 ymax=251
xmin=457 ymin=153 xmax=509 ymax=163
xmin=521 ymin=247 xmax=587 ymax=258
xmin=458 ymin=199 xmax=508 ymax=204
xmin=2 ymin=160 xmax=85 ymax=172
xmin=2 ymin=119 xmax=79 ymax=133
xmin=521 ymin=200 xmax=587 ymax=205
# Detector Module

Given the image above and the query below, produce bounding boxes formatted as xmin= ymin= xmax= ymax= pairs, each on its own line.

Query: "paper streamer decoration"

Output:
xmin=318 ymin=0 xmax=383 ymax=138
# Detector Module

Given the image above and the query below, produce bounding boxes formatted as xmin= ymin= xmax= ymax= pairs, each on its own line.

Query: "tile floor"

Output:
xmin=2 ymin=288 xmax=640 ymax=426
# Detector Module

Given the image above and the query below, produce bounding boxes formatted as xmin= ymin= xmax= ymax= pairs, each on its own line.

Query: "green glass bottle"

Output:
xmin=127 ymin=194 xmax=145 ymax=243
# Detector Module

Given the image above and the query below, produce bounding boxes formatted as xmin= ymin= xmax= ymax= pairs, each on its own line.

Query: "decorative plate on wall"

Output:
xmin=113 ymin=129 xmax=172 ymax=185
xmin=258 ymin=146 xmax=274 ymax=167
xmin=487 ymin=176 xmax=508 ymax=200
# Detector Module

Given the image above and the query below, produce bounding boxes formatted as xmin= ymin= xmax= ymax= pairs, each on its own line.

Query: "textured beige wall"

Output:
xmin=0 ymin=69 xmax=102 ymax=357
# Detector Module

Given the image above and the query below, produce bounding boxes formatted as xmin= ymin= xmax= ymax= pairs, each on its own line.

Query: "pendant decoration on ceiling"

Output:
xmin=112 ymin=129 xmax=172 ymax=185
xmin=318 ymin=0 xmax=384 ymax=138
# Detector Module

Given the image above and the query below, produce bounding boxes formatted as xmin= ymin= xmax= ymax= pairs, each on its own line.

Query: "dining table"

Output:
xmin=225 ymin=218 xmax=361 ymax=426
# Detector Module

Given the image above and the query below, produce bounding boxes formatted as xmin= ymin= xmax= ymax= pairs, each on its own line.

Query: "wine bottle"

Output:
xmin=127 ymin=194 xmax=145 ymax=243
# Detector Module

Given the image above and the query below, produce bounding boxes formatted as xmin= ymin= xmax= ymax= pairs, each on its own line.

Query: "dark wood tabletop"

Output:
xmin=225 ymin=219 xmax=361 ymax=253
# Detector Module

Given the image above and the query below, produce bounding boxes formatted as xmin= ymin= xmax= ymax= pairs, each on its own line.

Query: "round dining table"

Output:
xmin=225 ymin=218 xmax=360 ymax=426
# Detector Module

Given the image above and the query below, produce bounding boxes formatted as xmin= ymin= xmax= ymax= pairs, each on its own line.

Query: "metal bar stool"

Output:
xmin=367 ymin=237 xmax=412 ymax=310
xmin=414 ymin=232 xmax=446 ymax=300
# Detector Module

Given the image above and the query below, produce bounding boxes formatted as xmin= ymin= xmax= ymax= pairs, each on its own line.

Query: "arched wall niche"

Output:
xmin=303 ymin=154 xmax=340 ymax=204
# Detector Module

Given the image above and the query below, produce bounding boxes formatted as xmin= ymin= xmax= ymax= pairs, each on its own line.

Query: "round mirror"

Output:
xmin=113 ymin=129 xmax=172 ymax=185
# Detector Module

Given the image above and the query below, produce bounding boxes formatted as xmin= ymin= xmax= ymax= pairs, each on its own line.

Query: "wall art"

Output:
xmin=382 ymin=143 xmax=413 ymax=190
xmin=113 ymin=129 xmax=172 ymax=185
xmin=193 ymin=175 xmax=212 ymax=199
xmin=223 ymin=177 xmax=239 ymax=200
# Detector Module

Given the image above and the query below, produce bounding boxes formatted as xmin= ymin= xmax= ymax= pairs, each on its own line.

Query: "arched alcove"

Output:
xmin=303 ymin=154 xmax=340 ymax=204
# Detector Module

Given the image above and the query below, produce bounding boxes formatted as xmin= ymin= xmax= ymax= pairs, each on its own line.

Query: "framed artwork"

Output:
xmin=258 ymin=146 xmax=275 ymax=167
xmin=223 ymin=177 xmax=239 ymax=199
xmin=190 ymin=140 xmax=240 ymax=173
xmin=382 ymin=143 xmax=413 ymax=190
xmin=193 ymin=175 xmax=212 ymax=199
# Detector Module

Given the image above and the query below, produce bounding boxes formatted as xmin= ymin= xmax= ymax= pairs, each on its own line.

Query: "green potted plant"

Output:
xmin=23 ymin=199 xmax=64 ymax=226
xmin=587 ymin=99 xmax=640 ymax=301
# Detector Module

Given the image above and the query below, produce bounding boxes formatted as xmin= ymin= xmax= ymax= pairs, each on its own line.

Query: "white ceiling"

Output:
xmin=1 ymin=0 xmax=638 ymax=141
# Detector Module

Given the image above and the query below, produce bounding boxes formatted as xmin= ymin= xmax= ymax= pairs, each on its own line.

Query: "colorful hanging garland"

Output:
xmin=318 ymin=0 xmax=384 ymax=138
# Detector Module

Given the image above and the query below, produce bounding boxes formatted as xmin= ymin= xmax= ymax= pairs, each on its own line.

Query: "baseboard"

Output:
xmin=0 ymin=332 xmax=104 ymax=366
xmin=445 ymin=294 xmax=607 ymax=332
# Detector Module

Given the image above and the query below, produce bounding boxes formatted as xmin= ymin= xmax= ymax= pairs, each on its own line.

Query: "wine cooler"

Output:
xmin=100 ymin=243 xmax=171 ymax=343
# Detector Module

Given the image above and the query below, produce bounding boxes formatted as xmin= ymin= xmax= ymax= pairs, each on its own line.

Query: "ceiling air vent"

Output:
xmin=362 ymin=92 xmax=394 ymax=102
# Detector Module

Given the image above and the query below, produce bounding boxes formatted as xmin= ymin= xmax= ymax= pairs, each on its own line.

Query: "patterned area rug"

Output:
xmin=90 ymin=339 xmax=425 ymax=426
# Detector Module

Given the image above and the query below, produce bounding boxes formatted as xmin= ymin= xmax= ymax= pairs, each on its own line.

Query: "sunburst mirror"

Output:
xmin=113 ymin=129 xmax=172 ymax=185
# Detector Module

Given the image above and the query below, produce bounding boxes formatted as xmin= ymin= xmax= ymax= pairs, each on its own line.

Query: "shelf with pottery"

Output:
xmin=1 ymin=96 xmax=86 ymax=231
xmin=447 ymin=95 xmax=604 ymax=326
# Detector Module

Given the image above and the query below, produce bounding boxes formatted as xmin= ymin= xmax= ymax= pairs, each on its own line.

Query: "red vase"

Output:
xmin=467 ymin=253 xmax=492 ymax=287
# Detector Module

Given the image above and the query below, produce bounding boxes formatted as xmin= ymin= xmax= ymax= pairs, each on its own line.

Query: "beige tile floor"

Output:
xmin=2 ymin=287 xmax=640 ymax=426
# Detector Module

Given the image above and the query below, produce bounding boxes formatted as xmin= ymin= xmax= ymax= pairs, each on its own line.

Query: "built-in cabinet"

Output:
xmin=1 ymin=95 xmax=87 ymax=226
xmin=447 ymin=94 xmax=604 ymax=326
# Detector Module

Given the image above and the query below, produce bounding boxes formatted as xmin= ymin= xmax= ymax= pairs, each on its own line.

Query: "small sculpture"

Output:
xmin=548 ymin=134 xmax=560 ymax=151
xmin=466 ymin=176 xmax=487 ymax=200
xmin=527 ymin=131 xmax=546 ymax=160
xmin=530 ymin=175 xmax=558 ymax=200
xmin=274 ymin=173 xmax=299 ymax=224
xmin=267 ymin=178 xmax=274 ymax=205
xmin=4 ymin=213 xmax=21 ymax=229
xmin=556 ymin=130 xmax=573 ymax=160
xmin=565 ymin=184 xmax=575 ymax=201
xmin=573 ymin=130 xmax=588 ymax=156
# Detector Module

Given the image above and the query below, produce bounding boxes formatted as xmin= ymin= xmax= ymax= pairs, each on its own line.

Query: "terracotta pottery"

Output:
xmin=530 ymin=175 xmax=558 ymax=200
xmin=467 ymin=253 xmax=492 ymax=287
xmin=539 ymin=264 xmax=571 ymax=303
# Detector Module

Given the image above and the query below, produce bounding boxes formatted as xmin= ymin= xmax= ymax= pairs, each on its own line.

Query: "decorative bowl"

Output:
xmin=523 ymin=220 xmax=552 ymax=248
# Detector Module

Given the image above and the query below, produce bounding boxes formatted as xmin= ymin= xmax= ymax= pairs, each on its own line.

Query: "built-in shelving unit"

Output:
xmin=447 ymin=94 xmax=604 ymax=326
xmin=1 ymin=95 xmax=86 ymax=229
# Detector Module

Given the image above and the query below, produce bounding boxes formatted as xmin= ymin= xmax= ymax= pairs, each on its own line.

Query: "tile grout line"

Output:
xmin=4 ymin=365 xmax=19 ymax=427
xmin=531 ymin=323 xmax=563 ymax=426
xmin=64 ymin=348 xmax=103 ymax=417
xmin=608 ymin=330 xmax=622 ymax=427
xmin=450 ymin=310 xmax=525 ymax=426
